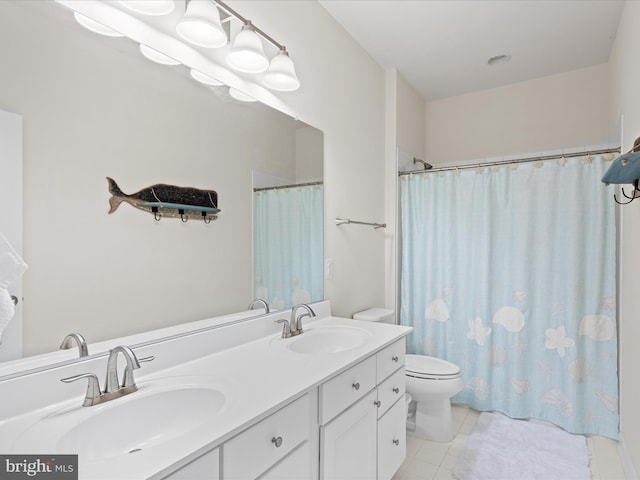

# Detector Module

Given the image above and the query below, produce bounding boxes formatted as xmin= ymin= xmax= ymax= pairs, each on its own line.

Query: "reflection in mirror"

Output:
xmin=0 ymin=0 xmax=323 ymax=374
xmin=253 ymin=124 xmax=324 ymax=310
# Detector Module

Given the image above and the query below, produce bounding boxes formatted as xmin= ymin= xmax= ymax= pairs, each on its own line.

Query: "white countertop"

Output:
xmin=0 ymin=315 xmax=412 ymax=479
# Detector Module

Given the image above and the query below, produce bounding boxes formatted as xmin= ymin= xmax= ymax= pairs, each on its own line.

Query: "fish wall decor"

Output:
xmin=107 ymin=177 xmax=220 ymax=223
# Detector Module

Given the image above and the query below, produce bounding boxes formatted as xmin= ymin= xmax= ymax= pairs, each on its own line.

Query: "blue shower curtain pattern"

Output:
xmin=254 ymin=184 xmax=323 ymax=310
xmin=400 ymin=155 xmax=618 ymax=438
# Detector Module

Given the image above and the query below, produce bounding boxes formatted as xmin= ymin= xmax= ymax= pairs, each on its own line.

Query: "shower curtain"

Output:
xmin=254 ymin=184 xmax=323 ymax=310
xmin=400 ymin=155 xmax=619 ymax=438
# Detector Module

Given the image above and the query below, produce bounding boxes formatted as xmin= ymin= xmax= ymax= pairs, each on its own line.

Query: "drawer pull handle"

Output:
xmin=374 ymin=400 xmax=381 ymax=408
xmin=393 ymin=439 xmax=400 ymax=446
xmin=392 ymin=387 xmax=400 ymax=394
xmin=272 ymin=436 xmax=283 ymax=448
xmin=392 ymin=355 xmax=399 ymax=362
xmin=352 ymin=382 xmax=360 ymax=391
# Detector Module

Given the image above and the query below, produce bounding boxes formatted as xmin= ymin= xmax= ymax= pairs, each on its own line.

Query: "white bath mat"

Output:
xmin=453 ymin=412 xmax=591 ymax=480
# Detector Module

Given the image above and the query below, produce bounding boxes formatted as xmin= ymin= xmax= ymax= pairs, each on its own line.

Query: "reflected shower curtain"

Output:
xmin=254 ymin=184 xmax=323 ymax=309
xmin=400 ymin=155 xmax=618 ymax=438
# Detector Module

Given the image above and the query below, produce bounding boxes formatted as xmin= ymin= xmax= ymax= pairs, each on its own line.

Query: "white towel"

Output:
xmin=0 ymin=232 xmax=27 ymax=343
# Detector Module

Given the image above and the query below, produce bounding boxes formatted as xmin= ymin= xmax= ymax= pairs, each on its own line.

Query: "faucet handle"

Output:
xmin=275 ymin=319 xmax=291 ymax=338
xmin=61 ymin=373 xmax=101 ymax=407
xmin=122 ymin=355 xmax=154 ymax=388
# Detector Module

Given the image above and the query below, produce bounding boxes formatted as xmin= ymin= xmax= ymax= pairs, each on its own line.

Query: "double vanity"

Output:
xmin=0 ymin=301 xmax=412 ymax=479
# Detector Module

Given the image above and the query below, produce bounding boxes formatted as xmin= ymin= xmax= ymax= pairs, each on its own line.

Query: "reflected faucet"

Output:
xmin=248 ymin=298 xmax=270 ymax=313
xmin=290 ymin=304 xmax=316 ymax=336
xmin=61 ymin=345 xmax=153 ymax=407
xmin=59 ymin=332 xmax=89 ymax=357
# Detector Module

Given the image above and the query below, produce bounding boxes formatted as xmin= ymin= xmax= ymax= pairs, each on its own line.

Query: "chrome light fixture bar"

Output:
xmin=58 ymin=0 xmax=299 ymax=114
xmin=209 ymin=0 xmax=300 ymax=90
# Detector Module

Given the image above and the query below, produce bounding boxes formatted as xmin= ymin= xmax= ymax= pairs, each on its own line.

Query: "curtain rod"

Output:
xmin=398 ymin=147 xmax=620 ymax=176
xmin=253 ymin=180 xmax=323 ymax=192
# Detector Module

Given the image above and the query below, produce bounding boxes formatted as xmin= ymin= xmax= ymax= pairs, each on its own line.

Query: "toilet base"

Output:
xmin=411 ymin=398 xmax=455 ymax=443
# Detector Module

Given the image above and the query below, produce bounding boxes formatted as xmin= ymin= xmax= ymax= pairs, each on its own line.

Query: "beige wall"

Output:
xmin=396 ymin=74 xmax=426 ymax=164
xmin=425 ymin=64 xmax=614 ymax=164
xmin=385 ymin=72 xmax=426 ymax=316
xmin=610 ymin=0 xmax=640 ymax=475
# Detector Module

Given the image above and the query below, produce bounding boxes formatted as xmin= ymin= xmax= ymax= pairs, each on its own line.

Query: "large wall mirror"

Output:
xmin=0 ymin=1 xmax=323 ymax=371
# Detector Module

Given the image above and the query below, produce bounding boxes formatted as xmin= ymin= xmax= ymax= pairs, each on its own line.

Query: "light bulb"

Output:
xmin=176 ymin=0 xmax=227 ymax=48
xmin=263 ymin=49 xmax=300 ymax=91
xmin=226 ymin=22 xmax=269 ymax=74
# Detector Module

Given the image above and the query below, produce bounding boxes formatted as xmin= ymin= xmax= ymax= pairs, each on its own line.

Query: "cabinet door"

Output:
xmin=259 ymin=442 xmax=312 ymax=480
xmin=377 ymin=399 xmax=406 ymax=480
xmin=320 ymin=390 xmax=377 ymax=480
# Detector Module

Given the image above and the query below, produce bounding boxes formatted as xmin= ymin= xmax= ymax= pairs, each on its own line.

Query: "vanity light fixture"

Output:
xmin=73 ymin=13 xmax=124 ymax=37
xmin=60 ymin=0 xmax=301 ymax=100
xmin=176 ymin=0 xmax=227 ymax=48
xmin=226 ymin=21 xmax=269 ymax=73
xmin=263 ymin=47 xmax=300 ymax=92
xmin=118 ymin=0 xmax=176 ymax=16
xmin=190 ymin=68 xmax=224 ymax=86
xmin=139 ymin=44 xmax=181 ymax=65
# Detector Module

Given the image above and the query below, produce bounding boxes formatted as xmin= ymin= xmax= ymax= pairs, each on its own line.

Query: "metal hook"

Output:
xmin=614 ymin=179 xmax=640 ymax=205
xmin=202 ymin=212 xmax=212 ymax=224
xmin=179 ymin=209 xmax=188 ymax=223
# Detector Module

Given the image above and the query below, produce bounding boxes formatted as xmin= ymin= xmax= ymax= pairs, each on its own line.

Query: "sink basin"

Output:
xmin=278 ymin=326 xmax=373 ymax=354
xmin=14 ymin=376 xmax=231 ymax=461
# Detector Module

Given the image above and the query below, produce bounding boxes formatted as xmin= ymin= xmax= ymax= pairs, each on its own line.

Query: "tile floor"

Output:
xmin=393 ymin=404 xmax=627 ymax=480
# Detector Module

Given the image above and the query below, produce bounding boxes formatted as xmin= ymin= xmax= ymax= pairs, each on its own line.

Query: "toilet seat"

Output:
xmin=405 ymin=354 xmax=461 ymax=380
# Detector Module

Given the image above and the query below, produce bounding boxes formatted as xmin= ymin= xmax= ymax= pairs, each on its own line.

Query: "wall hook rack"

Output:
xmin=336 ymin=218 xmax=386 ymax=229
xmin=107 ymin=177 xmax=220 ymax=223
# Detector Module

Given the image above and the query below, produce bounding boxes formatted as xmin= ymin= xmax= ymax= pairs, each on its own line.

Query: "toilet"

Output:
xmin=405 ymin=354 xmax=463 ymax=442
xmin=353 ymin=308 xmax=464 ymax=443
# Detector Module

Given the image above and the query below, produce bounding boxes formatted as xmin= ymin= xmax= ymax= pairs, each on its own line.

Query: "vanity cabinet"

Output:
xmin=319 ymin=339 xmax=407 ymax=480
xmin=159 ymin=336 xmax=407 ymax=480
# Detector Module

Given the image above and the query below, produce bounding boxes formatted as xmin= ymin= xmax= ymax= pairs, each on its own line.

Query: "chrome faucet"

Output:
xmin=59 ymin=332 xmax=89 ymax=357
xmin=61 ymin=345 xmax=153 ymax=407
xmin=248 ymin=298 xmax=270 ymax=313
xmin=290 ymin=304 xmax=316 ymax=336
xmin=104 ymin=345 xmax=142 ymax=394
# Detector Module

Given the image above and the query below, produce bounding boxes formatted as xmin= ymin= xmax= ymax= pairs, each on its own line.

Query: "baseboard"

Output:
xmin=619 ymin=434 xmax=640 ymax=480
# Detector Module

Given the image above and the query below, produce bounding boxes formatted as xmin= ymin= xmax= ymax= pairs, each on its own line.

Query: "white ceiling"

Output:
xmin=318 ymin=0 xmax=625 ymax=101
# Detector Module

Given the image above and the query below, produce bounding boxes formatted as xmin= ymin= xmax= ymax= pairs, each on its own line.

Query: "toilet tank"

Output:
xmin=352 ymin=307 xmax=395 ymax=324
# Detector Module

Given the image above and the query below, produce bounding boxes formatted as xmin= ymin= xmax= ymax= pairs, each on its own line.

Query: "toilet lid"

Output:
xmin=405 ymin=354 xmax=461 ymax=378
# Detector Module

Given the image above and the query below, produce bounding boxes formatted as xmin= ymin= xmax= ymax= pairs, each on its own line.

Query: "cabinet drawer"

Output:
xmin=377 ymin=398 xmax=407 ymax=480
xmin=376 ymin=339 xmax=405 ymax=383
xmin=320 ymin=356 xmax=376 ymax=424
xmin=223 ymin=394 xmax=310 ymax=480
xmin=376 ymin=367 xmax=405 ymax=419
xmin=259 ymin=441 xmax=312 ymax=480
